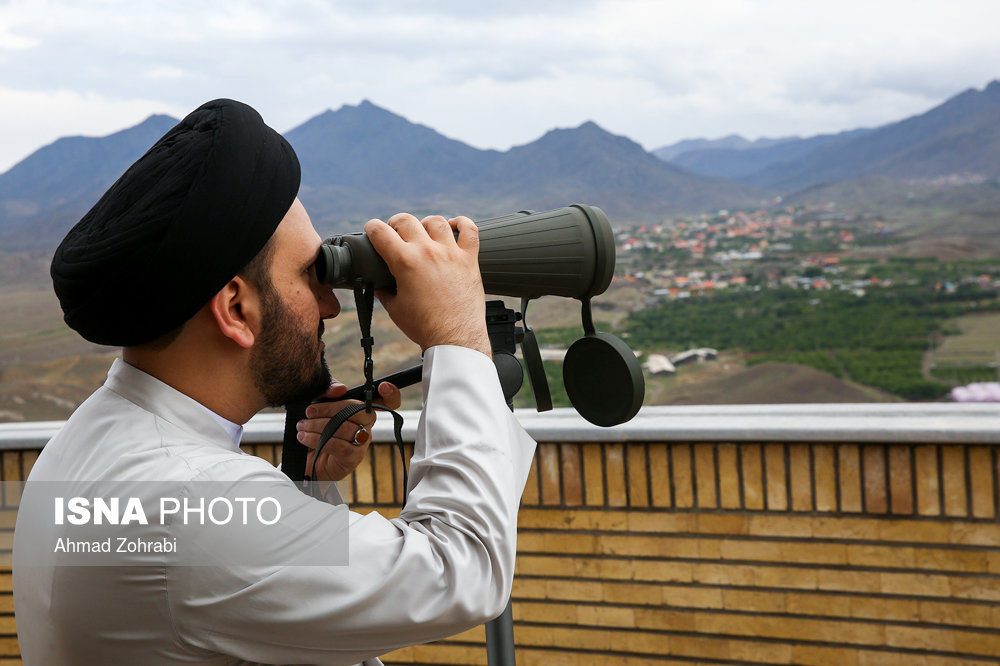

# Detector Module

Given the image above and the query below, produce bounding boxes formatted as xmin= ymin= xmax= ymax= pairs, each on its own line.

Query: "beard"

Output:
xmin=250 ymin=285 xmax=331 ymax=407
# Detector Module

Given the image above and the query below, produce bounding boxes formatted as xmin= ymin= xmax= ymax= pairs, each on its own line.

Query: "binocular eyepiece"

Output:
xmin=316 ymin=204 xmax=616 ymax=300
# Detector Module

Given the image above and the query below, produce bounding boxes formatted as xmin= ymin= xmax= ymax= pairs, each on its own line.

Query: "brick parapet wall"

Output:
xmin=240 ymin=439 xmax=1000 ymax=665
xmin=2 ymin=436 xmax=999 ymax=664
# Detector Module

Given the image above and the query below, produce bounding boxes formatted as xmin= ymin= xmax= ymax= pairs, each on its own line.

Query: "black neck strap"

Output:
xmin=354 ymin=279 xmax=377 ymax=412
xmin=307 ymin=401 xmax=407 ymax=500
xmin=304 ymin=280 xmax=409 ymax=500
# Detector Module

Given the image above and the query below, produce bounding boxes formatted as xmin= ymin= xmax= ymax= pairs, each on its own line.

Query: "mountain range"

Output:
xmin=657 ymin=81 xmax=1000 ymax=190
xmin=284 ymin=102 xmax=762 ymax=228
xmin=0 ymin=80 xmax=998 ymax=252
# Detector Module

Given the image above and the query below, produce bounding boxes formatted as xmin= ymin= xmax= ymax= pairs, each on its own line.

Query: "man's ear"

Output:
xmin=208 ymin=277 xmax=259 ymax=349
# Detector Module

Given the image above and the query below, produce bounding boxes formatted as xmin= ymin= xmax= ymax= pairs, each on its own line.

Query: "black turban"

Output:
xmin=51 ymin=98 xmax=300 ymax=347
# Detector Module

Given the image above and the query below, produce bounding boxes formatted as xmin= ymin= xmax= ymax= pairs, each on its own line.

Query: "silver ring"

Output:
xmin=351 ymin=424 xmax=369 ymax=447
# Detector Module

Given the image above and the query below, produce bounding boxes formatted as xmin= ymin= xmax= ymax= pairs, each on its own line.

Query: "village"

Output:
xmin=605 ymin=203 xmax=1000 ymax=386
xmin=613 ymin=203 xmax=999 ymax=299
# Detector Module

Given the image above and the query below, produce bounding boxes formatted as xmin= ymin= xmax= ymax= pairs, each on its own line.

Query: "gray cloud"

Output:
xmin=1 ymin=0 xmax=998 ymax=171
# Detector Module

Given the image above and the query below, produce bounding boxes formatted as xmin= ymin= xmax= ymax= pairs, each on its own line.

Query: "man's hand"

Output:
xmin=364 ymin=214 xmax=491 ymax=358
xmin=296 ymin=381 xmax=402 ymax=481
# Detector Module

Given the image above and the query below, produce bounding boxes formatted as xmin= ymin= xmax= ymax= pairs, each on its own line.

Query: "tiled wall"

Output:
xmin=4 ymin=440 xmax=1000 ymax=664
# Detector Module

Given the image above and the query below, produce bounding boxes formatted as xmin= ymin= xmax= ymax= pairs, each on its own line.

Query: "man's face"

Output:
xmin=249 ymin=199 xmax=340 ymax=406
xmin=250 ymin=281 xmax=331 ymax=406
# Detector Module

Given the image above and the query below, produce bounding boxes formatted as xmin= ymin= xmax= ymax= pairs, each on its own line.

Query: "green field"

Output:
xmin=932 ymin=312 xmax=1000 ymax=357
xmin=927 ymin=312 xmax=1000 ymax=384
xmin=624 ymin=285 xmax=999 ymax=400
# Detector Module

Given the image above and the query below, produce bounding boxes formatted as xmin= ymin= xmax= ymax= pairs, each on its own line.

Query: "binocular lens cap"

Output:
xmin=563 ymin=332 xmax=644 ymax=427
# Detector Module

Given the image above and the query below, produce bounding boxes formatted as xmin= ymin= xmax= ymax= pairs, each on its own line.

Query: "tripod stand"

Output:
xmin=482 ymin=299 xmax=526 ymax=666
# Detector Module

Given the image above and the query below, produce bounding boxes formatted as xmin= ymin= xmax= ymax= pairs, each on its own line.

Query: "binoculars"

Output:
xmin=317 ymin=204 xmax=643 ymax=427
xmin=316 ymin=205 xmax=615 ymax=300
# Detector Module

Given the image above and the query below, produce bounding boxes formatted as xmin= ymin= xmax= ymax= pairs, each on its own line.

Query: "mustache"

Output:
xmin=318 ymin=321 xmax=325 ymax=339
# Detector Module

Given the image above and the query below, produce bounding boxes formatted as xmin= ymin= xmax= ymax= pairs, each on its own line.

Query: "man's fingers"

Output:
xmin=421 ymin=215 xmax=454 ymax=243
xmin=451 ymin=216 xmax=479 ymax=253
xmin=298 ymin=383 xmax=400 ymax=444
xmin=365 ymin=209 xmax=489 ymax=355
xmin=376 ymin=382 xmax=402 ymax=410
xmin=306 ymin=443 xmax=365 ymax=482
xmin=386 ymin=212 xmax=426 ymax=241
xmin=297 ymin=418 xmax=372 ymax=449
xmin=299 ymin=404 xmax=375 ymax=435
xmin=365 ymin=218 xmax=403 ymax=261
xmin=296 ymin=384 xmax=386 ymax=483
xmin=302 ymin=400 xmax=376 ymax=422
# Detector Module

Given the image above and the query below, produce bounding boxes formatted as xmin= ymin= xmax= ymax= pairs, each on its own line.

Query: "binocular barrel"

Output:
xmin=315 ymin=204 xmax=616 ymax=300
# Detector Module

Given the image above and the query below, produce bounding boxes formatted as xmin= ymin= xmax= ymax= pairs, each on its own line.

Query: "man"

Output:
xmin=13 ymin=99 xmax=537 ymax=665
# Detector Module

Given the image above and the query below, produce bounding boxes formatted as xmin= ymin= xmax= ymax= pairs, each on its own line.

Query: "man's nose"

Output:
xmin=316 ymin=283 xmax=341 ymax=320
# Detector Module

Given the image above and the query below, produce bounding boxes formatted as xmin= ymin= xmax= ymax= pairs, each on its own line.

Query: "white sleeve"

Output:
xmin=169 ymin=345 xmax=537 ymax=665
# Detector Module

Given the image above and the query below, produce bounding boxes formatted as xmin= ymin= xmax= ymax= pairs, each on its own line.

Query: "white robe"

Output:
xmin=13 ymin=345 xmax=536 ymax=665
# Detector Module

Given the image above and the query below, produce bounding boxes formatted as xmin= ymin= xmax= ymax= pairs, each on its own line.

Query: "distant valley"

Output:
xmin=1 ymin=79 xmax=998 ymax=422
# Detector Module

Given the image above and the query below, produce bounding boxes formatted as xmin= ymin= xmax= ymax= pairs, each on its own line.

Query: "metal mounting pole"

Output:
xmin=484 ymin=300 xmax=522 ymax=666
xmin=485 ymin=598 xmax=516 ymax=665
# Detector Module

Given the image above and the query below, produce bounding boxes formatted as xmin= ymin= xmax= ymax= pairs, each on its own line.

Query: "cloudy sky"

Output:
xmin=1 ymin=0 xmax=998 ymax=173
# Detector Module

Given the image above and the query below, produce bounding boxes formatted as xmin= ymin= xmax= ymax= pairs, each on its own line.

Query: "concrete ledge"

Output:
xmin=2 ymin=403 xmax=998 ymax=449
